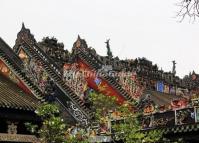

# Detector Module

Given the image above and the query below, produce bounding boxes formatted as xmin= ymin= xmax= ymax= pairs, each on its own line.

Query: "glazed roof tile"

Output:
xmin=143 ymin=90 xmax=181 ymax=106
xmin=0 ymin=74 xmax=39 ymax=111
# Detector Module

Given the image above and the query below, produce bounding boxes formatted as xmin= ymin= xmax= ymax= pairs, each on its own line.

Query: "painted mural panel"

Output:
xmin=118 ymin=71 xmax=144 ymax=100
xmin=153 ymin=111 xmax=175 ymax=128
xmin=63 ymin=61 xmax=126 ymax=103
xmin=0 ymin=59 xmax=31 ymax=94
xmin=156 ymin=81 xmax=164 ymax=92
xmin=63 ymin=63 xmax=89 ymax=101
xmin=18 ymin=48 xmax=49 ymax=93
xmin=141 ymin=115 xmax=154 ymax=129
xmin=175 ymin=108 xmax=195 ymax=125
xmin=77 ymin=60 xmax=125 ymax=103
xmin=195 ymin=107 xmax=199 ymax=122
xmin=171 ymin=98 xmax=189 ymax=109
xmin=143 ymin=104 xmax=156 ymax=115
xmin=0 ymin=60 xmax=19 ymax=83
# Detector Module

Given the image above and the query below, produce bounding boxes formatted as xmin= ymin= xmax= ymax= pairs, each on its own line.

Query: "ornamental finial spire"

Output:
xmin=172 ymin=60 xmax=176 ymax=75
xmin=105 ymin=39 xmax=113 ymax=58
xmin=77 ymin=35 xmax=81 ymax=40
xmin=21 ymin=22 xmax=25 ymax=30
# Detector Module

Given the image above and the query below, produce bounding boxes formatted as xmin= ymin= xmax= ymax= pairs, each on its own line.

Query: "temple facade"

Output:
xmin=1 ymin=24 xmax=199 ymax=142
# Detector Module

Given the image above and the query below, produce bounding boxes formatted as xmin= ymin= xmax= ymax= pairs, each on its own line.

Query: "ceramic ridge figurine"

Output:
xmin=172 ymin=60 xmax=176 ymax=75
xmin=105 ymin=39 xmax=113 ymax=58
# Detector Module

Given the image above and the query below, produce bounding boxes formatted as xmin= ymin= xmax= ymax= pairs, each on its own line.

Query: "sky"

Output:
xmin=0 ymin=0 xmax=199 ymax=78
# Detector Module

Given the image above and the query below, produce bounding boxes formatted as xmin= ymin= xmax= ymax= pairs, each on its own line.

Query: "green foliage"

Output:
xmin=35 ymin=103 xmax=60 ymax=118
xmin=26 ymin=92 xmax=163 ymax=143
xmin=112 ymin=104 xmax=143 ymax=143
xmin=89 ymin=91 xmax=163 ymax=143
xmin=26 ymin=103 xmax=90 ymax=143
xmin=26 ymin=103 xmax=66 ymax=143
xmin=66 ymin=130 xmax=89 ymax=143
xmin=142 ymin=130 xmax=163 ymax=143
xmin=89 ymin=91 xmax=118 ymax=121
xmin=39 ymin=116 xmax=66 ymax=143
xmin=24 ymin=122 xmax=38 ymax=134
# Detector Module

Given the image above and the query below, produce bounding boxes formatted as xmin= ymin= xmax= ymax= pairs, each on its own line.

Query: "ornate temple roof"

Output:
xmin=0 ymin=74 xmax=39 ymax=111
xmin=143 ymin=90 xmax=181 ymax=106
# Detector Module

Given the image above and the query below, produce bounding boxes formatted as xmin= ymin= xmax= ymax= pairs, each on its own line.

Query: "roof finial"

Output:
xmin=75 ymin=35 xmax=81 ymax=48
xmin=22 ymin=22 xmax=25 ymax=30
xmin=77 ymin=35 xmax=81 ymax=40
xmin=105 ymin=39 xmax=113 ymax=58
xmin=172 ymin=60 xmax=176 ymax=75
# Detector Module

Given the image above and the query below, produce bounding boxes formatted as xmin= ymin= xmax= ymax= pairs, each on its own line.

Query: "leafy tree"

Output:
xmin=89 ymin=91 xmax=118 ymax=122
xmin=36 ymin=104 xmax=67 ymax=143
xmin=26 ymin=103 xmax=66 ymax=143
xmin=65 ymin=134 xmax=89 ymax=143
xmin=26 ymin=91 xmax=163 ymax=143
xmin=26 ymin=103 xmax=90 ymax=143
xmin=89 ymin=91 xmax=163 ymax=143
xmin=111 ymin=103 xmax=163 ymax=143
